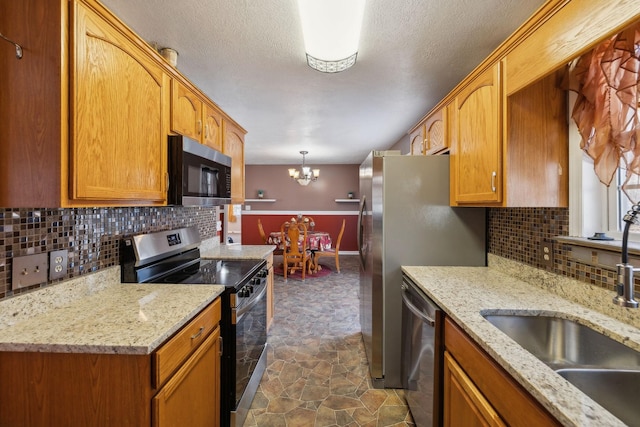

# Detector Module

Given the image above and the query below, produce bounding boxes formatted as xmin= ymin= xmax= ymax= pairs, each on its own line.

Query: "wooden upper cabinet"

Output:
xmin=71 ymin=0 xmax=168 ymax=203
xmin=425 ymin=106 xmax=448 ymax=155
xmin=409 ymin=104 xmax=449 ymax=157
xmin=171 ymin=80 xmax=204 ymax=141
xmin=409 ymin=125 xmax=425 ymax=155
xmin=223 ymin=120 xmax=246 ymax=204
xmin=451 ymin=62 xmax=502 ymax=205
xmin=449 ymin=60 xmax=568 ymax=207
xmin=506 ymin=0 xmax=640 ymax=96
xmin=203 ymin=103 xmax=223 ymax=152
xmin=171 ymin=80 xmax=224 ymax=153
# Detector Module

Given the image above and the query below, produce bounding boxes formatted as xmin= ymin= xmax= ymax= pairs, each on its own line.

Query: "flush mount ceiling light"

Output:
xmin=297 ymin=0 xmax=366 ymax=73
xmin=288 ymin=151 xmax=320 ymax=186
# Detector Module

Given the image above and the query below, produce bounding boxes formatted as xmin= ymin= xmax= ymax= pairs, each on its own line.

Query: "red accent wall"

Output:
xmin=241 ymin=214 xmax=358 ymax=252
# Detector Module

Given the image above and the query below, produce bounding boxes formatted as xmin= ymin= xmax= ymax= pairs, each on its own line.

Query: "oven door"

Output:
xmin=230 ymin=284 xmax=268 ymax=426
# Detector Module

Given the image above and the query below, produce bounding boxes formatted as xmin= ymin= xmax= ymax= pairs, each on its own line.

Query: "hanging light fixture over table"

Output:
xmin=289 ymin=151 xmax=320 ymax=186
xmin=297 ymin=0 xmax=366 ymax=73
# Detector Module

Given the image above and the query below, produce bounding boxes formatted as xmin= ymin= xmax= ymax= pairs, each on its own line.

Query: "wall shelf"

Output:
xmin=245 ymin=198 xmax=277 ymax=202
xmin=335 ymin=199 xmax=360 ymax=203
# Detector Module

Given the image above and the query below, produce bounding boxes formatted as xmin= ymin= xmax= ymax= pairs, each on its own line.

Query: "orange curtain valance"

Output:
xmin=566 ymin=23 xmax=640 ymax=201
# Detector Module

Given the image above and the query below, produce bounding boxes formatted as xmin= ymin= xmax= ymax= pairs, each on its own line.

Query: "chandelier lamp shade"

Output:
xmin=297 ymin=0 xmax=366 ymax=73
xmin=289 ymin=151 xmax=320 ymax=186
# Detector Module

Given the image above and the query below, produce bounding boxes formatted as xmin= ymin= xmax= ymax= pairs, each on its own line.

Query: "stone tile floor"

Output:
xmin=244 ymin=255 xmax=415 ymax=427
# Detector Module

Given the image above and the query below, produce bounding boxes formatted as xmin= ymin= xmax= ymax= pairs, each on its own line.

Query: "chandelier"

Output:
xmin=289 ymin=151 xmax=320 ymax=186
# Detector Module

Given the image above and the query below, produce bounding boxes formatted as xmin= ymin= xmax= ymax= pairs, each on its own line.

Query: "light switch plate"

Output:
xmin=49 ymin=249 xmax=68 ymax=280
xmin=12 ymin=253 xmax=48 ymax=290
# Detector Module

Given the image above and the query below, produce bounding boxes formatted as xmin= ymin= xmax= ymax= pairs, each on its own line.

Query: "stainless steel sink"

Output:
xmin=483 ymin=313 xmax=640 ymax=425
xmin=556 ymin=369 xmax=640 ymax=427
xmin=483 ymin=314 xmax=640 ymax=370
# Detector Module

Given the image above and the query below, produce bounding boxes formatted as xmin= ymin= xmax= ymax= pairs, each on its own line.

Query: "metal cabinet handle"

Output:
xmin=491 ymin=171 xmax=497 ymax=193
xmin=191 ymin=326 xmax=204 ymax=340
xmin=219 ymin=336 xmax=223 ymax=357
xmin=197 ymin=119 xmax=202 ymax=135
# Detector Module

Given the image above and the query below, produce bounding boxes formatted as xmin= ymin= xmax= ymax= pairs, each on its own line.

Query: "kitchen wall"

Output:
xmin=0 ymin=207 xmax=219 ymax=299
xmin=241 ymin=164 xmax=360 ymax=251
xmin=244 ymin=164 xmax=360 ymax=210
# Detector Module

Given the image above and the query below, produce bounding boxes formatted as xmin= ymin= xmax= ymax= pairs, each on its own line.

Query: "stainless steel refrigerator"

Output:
xmin=358 ymin=151 xmax=486 ymax=388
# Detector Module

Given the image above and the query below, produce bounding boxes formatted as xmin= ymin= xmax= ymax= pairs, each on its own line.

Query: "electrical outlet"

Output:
xmin=12 ymin=253 xmax=48 ymax=290
xmin=540 ymin=241 xmax=554 ymax=268
xmin=49 ymin=250 xmax=68 ymax=280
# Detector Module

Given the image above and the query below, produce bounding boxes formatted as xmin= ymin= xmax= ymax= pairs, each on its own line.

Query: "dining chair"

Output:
xmin=258 ymin=219 xmax=283 ymax=256
xmin=281 ymin=221 xmax=312 ymax=280
xmin=257 ymin=218 xmax=267 ymax=244
xmin=313 ymin=218 xmax=345 ymax=273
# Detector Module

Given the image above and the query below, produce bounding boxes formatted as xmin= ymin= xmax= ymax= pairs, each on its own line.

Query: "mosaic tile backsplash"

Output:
xmin=0 ymin=207 xmax=219 ymax=299
xmin=488 ymin=207 xmax=620 ymax=292
xmin=0 ymin=205 xmax=622 ymax=301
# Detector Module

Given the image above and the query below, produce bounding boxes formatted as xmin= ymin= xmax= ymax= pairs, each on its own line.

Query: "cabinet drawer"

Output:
xmin=153 ymin=298 xmax=221 ymax=387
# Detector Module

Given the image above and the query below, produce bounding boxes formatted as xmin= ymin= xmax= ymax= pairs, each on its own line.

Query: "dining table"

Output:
xmin=267 ymin=230 xmax=332 ymax=272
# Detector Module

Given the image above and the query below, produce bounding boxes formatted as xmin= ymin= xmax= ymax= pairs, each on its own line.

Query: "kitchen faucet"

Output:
xmin=614 ymin=202 xmax=640 ymax=308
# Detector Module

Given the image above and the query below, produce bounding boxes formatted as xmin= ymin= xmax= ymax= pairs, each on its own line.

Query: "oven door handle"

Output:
xmin=236 ymin=284 xmax=267 ymax=322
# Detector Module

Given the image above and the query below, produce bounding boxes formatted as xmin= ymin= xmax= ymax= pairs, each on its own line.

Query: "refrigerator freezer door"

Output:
xmin=359 ymin=152 xmax=486 ymax=389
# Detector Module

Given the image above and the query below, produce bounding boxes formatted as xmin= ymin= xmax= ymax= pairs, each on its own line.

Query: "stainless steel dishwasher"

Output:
xmin=401 ymin=274 xmax=443 ymax=427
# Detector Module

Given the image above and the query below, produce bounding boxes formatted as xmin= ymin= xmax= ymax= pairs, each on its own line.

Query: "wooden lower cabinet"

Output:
xmin=266 ymin=252 xmax=275 ymax=330
xmin=443 ymin=318 xmax=561 ymax=427
xmin=0 ymin=299 xmax=221 ymax=427
xmin=153 ymin=327 xmax=221 ymax=427
xmin=444 ymin=351 xmax=505 ymax=427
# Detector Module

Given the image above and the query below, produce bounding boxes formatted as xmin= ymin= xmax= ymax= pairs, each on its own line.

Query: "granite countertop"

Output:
xmin=200 ymin=243 xmax=275 ymax=260
xmin=402 ymin=256 xmax=640 ymax=427
xmin=0 ymin=267 xmax=225 ymax=355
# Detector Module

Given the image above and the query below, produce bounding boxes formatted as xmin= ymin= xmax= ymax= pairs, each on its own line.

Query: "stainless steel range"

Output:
xmin=120 ymin=226 xmax=268 ymax=427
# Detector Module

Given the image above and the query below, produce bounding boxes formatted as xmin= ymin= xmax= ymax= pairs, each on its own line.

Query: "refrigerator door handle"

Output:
xmin=358 ymin=195 xmax=366 ymax=268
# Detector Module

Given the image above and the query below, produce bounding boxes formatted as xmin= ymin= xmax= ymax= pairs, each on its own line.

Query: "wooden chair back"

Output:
xmin=280 ymin=221 xmax=311 ymax=279
xmin=313 ymin=218 xmax=346 ymax=273
xmin=257 ymin=218 xmax=267 ymax=244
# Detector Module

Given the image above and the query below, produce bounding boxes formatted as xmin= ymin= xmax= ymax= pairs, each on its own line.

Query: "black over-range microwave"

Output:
xmin=168 ymin=135 xmax=232 ymax=206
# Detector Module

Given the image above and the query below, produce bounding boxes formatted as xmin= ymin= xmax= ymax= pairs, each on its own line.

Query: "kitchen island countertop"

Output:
xmin=402 ymin=256 xmax=640 ymax=427
xmin=0 ymin=267 xmax=224 ymax=355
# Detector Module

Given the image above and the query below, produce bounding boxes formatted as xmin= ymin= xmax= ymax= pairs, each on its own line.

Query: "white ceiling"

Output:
xmin=100 ymin=0 xmax=546 ymax=165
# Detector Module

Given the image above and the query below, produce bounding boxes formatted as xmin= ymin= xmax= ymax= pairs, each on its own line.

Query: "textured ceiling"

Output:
xmin=100 ymin=0 xmax=546 ymax=165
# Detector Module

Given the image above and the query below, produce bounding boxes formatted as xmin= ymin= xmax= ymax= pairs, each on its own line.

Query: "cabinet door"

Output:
xmin=72 ymin=2 xmax=168 ymax=202
xmin=443 ymin=352 xmax=506 ymax=427
xmin=223 ymin=121 xmax=245 ymax=204
xmin=409 ymin=125 xmax=425 ymax=155
xmin=425 ymin=108 xmax=447 ymax=155
xmin=453 ymin=63 xmax=501 ymax=204
xmin=203 ymin=103 xmax=223 ymax=152
xmin=266 ymin=252 xmax=274 ymax=330
xmin=172 ymin=80 xmax=203 ymax=141
xmin=153 ymin=327 xmax=220 ymax=427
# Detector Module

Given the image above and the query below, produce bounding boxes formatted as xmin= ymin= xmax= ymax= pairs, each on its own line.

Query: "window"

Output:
xmin=571 ymin=90 xmax=640 ymax=242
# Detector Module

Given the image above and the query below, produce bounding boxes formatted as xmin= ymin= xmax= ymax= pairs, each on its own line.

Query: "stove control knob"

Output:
xmin=257 ymin=269 xmax=268 ymax=278
xmin=238 ymin=287 xmax=249 ymax=298
xmin=247 ymin=285 xmax=254 ymax=293
xmin=251 ymin=277 xmax=261 ymax=285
